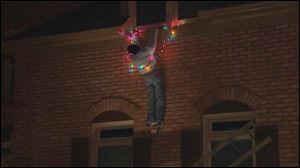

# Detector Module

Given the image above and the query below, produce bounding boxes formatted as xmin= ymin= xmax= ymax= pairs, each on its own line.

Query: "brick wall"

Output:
xmin=5 ymin=3 xmax=299 ymax=167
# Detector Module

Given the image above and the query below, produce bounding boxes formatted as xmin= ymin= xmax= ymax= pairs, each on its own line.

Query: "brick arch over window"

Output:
xmin=195 ymin=86 xmax=263 ymax=112
xmin=85 ymin=97 xmax=139 ymax=122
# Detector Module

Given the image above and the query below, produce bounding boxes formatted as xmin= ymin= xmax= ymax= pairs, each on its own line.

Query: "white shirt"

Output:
xmin=132 ymin=47 xmax=157 ymax=75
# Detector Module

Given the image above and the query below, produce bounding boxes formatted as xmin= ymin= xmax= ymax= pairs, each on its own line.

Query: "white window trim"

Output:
xmin=203 ymin=112 xmax=256 ymax=167
xmin=90 ymin=120 xmax=134 ymax=167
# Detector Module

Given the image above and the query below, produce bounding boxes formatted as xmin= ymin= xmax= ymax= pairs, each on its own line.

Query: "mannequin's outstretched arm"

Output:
xmin=146 ymin=29 xmax=160 ymax=55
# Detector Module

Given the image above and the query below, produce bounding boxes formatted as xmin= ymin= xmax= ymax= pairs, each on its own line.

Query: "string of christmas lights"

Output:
xmin=118 ymin=21 xmax=180 ymax=73
xmin=156 ymin=22 xmax=178 ymax=56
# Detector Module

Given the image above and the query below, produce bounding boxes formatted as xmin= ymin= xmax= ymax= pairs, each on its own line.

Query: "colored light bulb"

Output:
xmin=139 ymin=65 xmax=144 ymax=69
xmin=148 ymin=55 xmax=155 ymax=61
xmin=117 ymin=28 xmax=123 ymax=35
xmin=162 ymin=25 xmax=169 ymax=31
xmin=145 ymin=66 xmax=151 ymax=72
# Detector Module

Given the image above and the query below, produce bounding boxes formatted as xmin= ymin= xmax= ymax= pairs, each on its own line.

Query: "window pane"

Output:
xmin=137 ymin=1 xmax=165 ymax=26
xmin=212 ymin=120 xmax=251 ymax=131
xmin=100 ymin=128 xmax=133 ymax=139
xmin=98 ymin=145 xmax=132 ymax=167
xmin=211 ymin=139 xmax=253 ymax=167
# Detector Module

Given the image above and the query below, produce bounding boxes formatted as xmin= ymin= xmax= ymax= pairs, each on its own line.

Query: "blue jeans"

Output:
xmin=143 ymin=68 xmax=165 ymax=123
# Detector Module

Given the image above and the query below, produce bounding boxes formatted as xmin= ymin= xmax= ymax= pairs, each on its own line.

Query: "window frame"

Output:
xmin=203 ymin=112 xmax=256 ymax=167
xmin=90 ymin=120 xmax=134 ymax=167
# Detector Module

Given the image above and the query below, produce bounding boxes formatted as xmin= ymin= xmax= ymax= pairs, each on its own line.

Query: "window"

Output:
xmin=6 ymin=1 xmax=127 ymax=40
xmin=211 ymin=139 xmax=253 ymax=167
xmin=91 ymin=120 xmax=133 ymax=167
xmin=137 ymin=1 xmax=165 ymax=26
xmin=212 ymin=120 xmax=251 ymax=132
xmin=203 ymin=112 xmax=255 ymax=167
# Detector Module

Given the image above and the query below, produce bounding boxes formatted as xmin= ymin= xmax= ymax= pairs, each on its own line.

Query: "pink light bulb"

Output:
xmin=148 ymin=55 xmax=155 ymax=61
